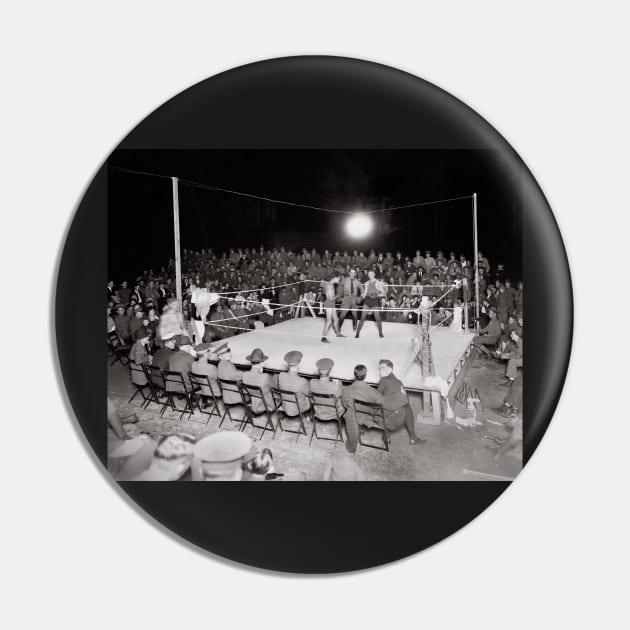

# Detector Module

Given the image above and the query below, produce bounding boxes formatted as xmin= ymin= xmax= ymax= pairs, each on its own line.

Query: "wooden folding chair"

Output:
xmin=127 ymin=360 xmax=152 ymax=408
xmin=271 ymin=387 xmax=309 ymax=442
xmin=107 ymin=330 xmax=130 ymax=366
xmin=239 ymin=382 xmax=278 ymax=440
xmin=217 ymin=378 xmax=247 ymax=430
xmin=162 ymin=370 xmax=195 ymax=421
xmin=353 ymin=399 xmax=389 ymax=452
xmin=189 ymin=372 xmax=222 ymax=425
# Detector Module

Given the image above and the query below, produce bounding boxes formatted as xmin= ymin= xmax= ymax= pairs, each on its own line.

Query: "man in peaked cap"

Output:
xmin=216 ymin=343 xmax=244 ymax=405
xmin=242 ymin=348 xmax=278 ymax=414
xmin=191 ymin=431 xmax=257 ymax=481
xmin=309 ymin=357 xmax=345 ymax=422
xmin=278 ymin=350 xmax=311 ymax=417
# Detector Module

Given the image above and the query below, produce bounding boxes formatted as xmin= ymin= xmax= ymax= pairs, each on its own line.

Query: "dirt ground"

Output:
xmin=107 ymin=354 xmax=521 ymax=481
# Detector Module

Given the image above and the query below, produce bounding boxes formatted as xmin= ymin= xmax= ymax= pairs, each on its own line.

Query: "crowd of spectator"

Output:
xmin=107 ymin=244 xmax=522 ymax=339
xmin=107 ymin=244 xmax=523 ymax=459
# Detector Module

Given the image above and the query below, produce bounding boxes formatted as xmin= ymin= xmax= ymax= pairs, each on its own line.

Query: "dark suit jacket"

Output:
xmin=377 ymin=374 xmax=408 ymax=412
xmin=167 ymin=350 xmax=195 ymax=390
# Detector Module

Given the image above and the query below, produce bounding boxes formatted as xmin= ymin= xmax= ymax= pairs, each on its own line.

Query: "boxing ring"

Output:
xmin=209 ymin=316 xmax=474 ymax=394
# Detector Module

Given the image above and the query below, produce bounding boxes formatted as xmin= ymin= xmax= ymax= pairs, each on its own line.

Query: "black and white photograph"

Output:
xmin=107 ymin=150 xmax=523 ymax=481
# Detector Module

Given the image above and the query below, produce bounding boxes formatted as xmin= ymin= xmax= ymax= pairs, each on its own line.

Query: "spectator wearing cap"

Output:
xmin=129 ymin=327 xmax=152 ymax=385
xmin=152 ymin=332 xmax=177 ymax=378
xmin=166 ymin=335 xmax=197 ymax=392
xmin=278 ymin=350 xmax=311 ymax=417
xmin=216 ymin=343 xmax=244 ymax=405
xmin=472 ymin=308 xmax=502 ymax=356
xmin=114 ymin=305 xmax=130 ymax=342
xmin=377 ymin=359 xmax=426 ymax=445
xmin=424 ymin=250 xmax=436 ymax=273
xmin=309 ymin=357 xmax=345 ymax=420
xmin=242 ymin=348 xmax=278 ymax=413
xmin=191 ymin=343 xmax=221 ymax=399
xmin=191 ymin=431 xmax=257 ymax=481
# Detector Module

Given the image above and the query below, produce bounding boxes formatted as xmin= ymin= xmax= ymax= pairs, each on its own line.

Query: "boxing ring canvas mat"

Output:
xmin=212 ymin=317 xmax=474 ymax=392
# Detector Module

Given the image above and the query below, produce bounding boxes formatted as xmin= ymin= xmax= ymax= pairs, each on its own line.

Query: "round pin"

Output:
xmin=56 ymin=56 xmax=572 ymax=573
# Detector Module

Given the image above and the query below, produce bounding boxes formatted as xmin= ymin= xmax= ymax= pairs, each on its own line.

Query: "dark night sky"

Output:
xmin=107 ymin=150 xmax=523 ymax=281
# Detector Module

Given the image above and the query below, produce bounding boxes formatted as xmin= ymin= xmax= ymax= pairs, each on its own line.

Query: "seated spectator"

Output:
xmin=472 ymin=308 xmax=502 ymax=355
xmin=191 ymin=342 xmax=221 ymax=399
xmin=278 ymin=350 xmax=311 ymax=417
xmin=152 ymin=332 xmax=177 ymax=383
xmin=129 ymin=327 xmax=151 ymax=385
xmin=377 ymin=359 xmax=426 ymax=445
xmin=129 ymin=306 xmax=146 ymax=340
xmin=500 ymin=330 xmax=523 ymax=385
xmin=118 ymin=280 xmax=131 ymax=306
xmin=242 ymin=347 xmax=278 ymax=413
xmin=166 ymin=335 xmax=197 ymax=392
xmin=341 ymin=364 xmax=383 ymax=453
xmin=309 ymin=357 xmax=345 ymax=420
xmin=146 ymin=306 xmax=160 ymax=341
xmin=216 ymin=343 xmax=243 ymax=405
xmin=114 ymin=305 xmax=130 ymax=342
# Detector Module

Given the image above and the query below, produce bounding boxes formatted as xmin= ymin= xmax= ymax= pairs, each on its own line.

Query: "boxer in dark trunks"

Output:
xmin=355 ymin=269 xmax=386 ymax=339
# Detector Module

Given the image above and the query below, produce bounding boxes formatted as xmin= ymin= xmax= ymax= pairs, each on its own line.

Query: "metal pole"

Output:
xmin=473 ymin=192 xmax=480 ymax=331
xmin=172 ymin=177 xmax=182 ymax=312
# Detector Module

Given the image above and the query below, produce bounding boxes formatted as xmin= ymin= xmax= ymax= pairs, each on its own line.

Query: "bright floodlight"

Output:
xmin=345 ymin=213 xmax=373 ymax=239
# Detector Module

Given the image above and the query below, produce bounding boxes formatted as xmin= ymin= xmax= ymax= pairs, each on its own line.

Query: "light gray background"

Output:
xmin=3 ymin=2 xmax=628 ymax=628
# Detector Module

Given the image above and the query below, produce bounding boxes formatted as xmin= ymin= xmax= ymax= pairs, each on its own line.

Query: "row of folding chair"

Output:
xmin=127 ymin=361 xmax=392 ymax=450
